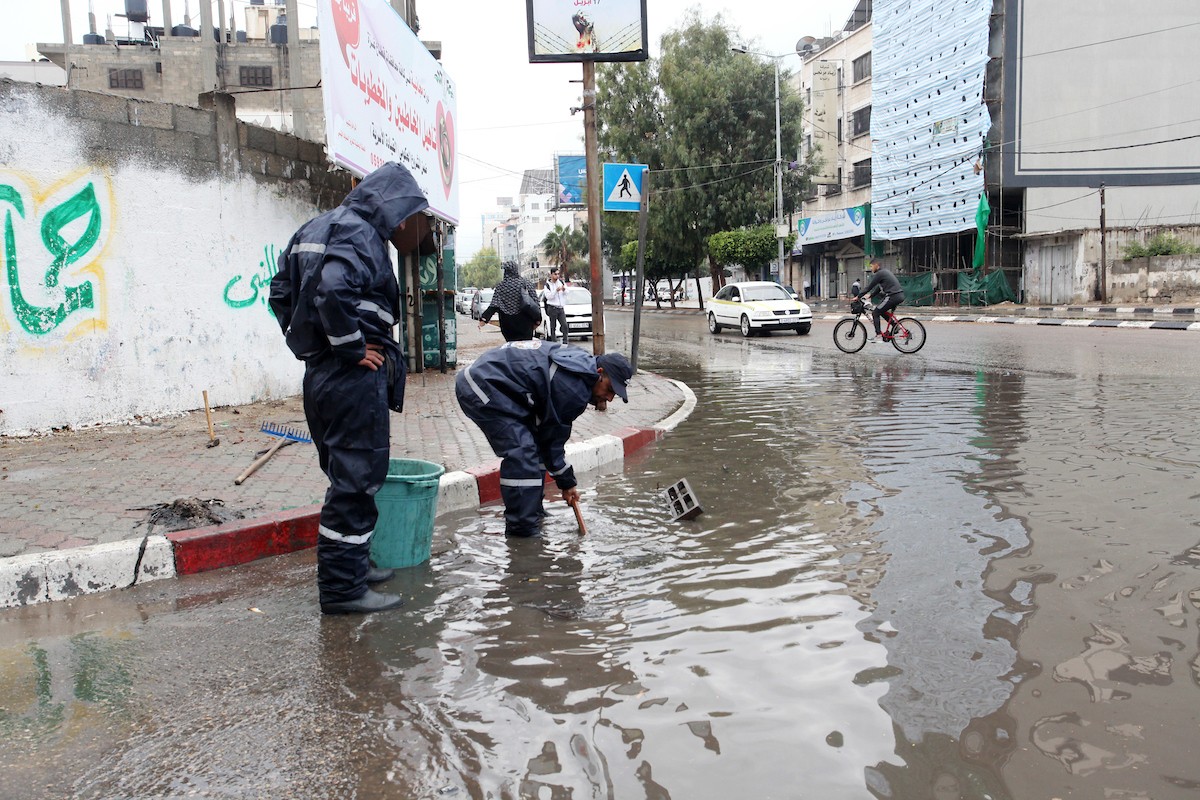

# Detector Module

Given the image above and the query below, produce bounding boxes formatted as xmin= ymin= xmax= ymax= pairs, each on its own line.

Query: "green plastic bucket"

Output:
xmin=370 ymin=458 xmax=445 ymax=569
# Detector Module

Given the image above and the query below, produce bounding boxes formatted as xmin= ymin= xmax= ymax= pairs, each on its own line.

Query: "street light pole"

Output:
xmin=734 ymin=45 xmax=790 ymax=287
xmin=772 ymin=57 xmax=785 ymax=286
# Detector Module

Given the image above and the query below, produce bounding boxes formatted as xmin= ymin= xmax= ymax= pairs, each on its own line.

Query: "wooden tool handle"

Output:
xmin=203 ymin=390 xmax=215 ymax=441
xmin=234 ymin=437 xmax=285 ymax=485
xmin=568 ymin=496 xmax=587 ymax=536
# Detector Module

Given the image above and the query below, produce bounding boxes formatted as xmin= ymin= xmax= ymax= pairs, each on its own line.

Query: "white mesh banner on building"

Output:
xmin=870 ymin=0 xmax=991 ymax=241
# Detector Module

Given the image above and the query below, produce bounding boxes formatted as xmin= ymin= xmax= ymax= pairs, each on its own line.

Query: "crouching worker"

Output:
xmin=269 ymin=162 xmax=434 ymax=615
xmin=455 ymin=341 xmax=634 ymax=537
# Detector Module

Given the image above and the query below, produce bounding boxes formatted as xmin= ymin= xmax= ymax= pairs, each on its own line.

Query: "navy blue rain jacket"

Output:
xmin=269 ymin=163 xmax=429 ymax=364
xmin=459 ymin=341 xmax=600 ymax=488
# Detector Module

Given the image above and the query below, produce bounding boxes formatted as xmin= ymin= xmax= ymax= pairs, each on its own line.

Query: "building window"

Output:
xmin=852 ymin=159 xmax=872 ymax=188
xmin=836 ymin=117 xmax=843 ymax=144
xmin=826 ymin=168 xmax=843 ymax=196
xmin=108 ymin=68 xmax=143 ymax=90
xmin=240 ymin=66 xmax=273 ymax=87
xmin=851 ymin=105 xmax=871 ymax=138
xmin=852 ymin=52 xmax=872 ymax=83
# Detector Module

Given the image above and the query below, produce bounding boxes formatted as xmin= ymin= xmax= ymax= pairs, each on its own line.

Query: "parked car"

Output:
xmin=469 ymin=288 xmax=493 ymax=320
xmin=455 ymin=287 xmax=477 ymax=314
xmin=538 ymin=286 xmax=596 ymax=341
xmin=707 ymin=281 xmax=812 ymax=337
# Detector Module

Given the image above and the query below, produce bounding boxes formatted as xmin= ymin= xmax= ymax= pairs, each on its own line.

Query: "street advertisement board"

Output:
xmin=317 ymin=0 xmax=459 ymax=223
xmin=525 ymin=0 xmax=649 ymax=63
xmin=809 ymin=61 xmax=839 ymax=186
xmin=556 ymin=154 xmax=587 ymax=208
xmin=796 ymin=205 xmax=866 ymax=245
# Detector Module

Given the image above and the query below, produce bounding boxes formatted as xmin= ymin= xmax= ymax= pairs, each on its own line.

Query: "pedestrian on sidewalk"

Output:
xmin=269 ymin=161 xmax=434 ymax=615
xmin=542 ymin=266 xmax=569 ymax=344
xmin=479 ymin=261 xmax=541 ymax=341
xmin=455 ymin=341 xmax=634 ymax=538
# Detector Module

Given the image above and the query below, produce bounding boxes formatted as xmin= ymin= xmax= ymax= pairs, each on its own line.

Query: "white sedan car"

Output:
xmin=538 ymin=286 xmax=596 ymax=341
xmin=707 ymin=281 xmax=812 ymax=337
xmin=455 ymin=287 xmax=477 ymax=314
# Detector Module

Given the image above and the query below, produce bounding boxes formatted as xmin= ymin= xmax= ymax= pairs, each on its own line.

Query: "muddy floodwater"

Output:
xmin=2 ymin=322 xmax=1199 ymax=799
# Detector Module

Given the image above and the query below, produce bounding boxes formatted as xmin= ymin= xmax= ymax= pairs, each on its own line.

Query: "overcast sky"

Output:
xmin=4 ymin=0 xmax=858 ymax=258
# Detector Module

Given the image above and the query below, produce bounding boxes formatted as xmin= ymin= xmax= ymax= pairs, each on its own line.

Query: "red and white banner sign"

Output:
xmin=318 ymin=0 xmax=459 ymax=223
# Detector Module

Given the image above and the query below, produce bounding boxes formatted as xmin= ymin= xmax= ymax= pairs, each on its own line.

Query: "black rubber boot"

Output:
xmin=366 ymin=566 xmax=395 ymax=584
xmin=320 ymin=589 xmax=405 ymax=615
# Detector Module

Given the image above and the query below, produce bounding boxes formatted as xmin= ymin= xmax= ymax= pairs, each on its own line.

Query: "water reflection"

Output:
xmin=7 ymin=324 xmax=1200 ymax=798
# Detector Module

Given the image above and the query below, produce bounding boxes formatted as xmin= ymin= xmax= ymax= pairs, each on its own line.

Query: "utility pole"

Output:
xmin=1098 ymin=183 xmax=1107 ymax=304
xmin=583 ymin=61 xmax=604 ymax=355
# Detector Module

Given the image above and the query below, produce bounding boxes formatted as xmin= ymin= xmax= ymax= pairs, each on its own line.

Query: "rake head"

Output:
xmin=260 ymin=422 xmax=312 ymax=443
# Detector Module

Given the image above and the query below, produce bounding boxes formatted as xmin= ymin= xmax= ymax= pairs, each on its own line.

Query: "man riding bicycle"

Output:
xmin=851 ymin=258 xmax=905 ymax=342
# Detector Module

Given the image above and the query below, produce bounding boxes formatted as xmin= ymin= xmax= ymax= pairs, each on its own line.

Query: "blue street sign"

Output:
xmin=603 ymin=163 xmax=648 ymax=212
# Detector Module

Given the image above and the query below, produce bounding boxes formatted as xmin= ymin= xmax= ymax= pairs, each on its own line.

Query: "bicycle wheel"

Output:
xmin=833 ymin=318 xmax=868 ymax=353
xmin=890 ymin=317 xmax=927 ymax=353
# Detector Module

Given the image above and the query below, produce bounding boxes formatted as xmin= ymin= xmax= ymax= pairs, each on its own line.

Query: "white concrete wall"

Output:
xmin=0 ymin=91 xmax=316 ymax=435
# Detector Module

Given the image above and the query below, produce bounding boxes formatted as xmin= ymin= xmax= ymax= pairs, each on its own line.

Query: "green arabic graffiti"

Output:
xmin=223 ymin=243 xmax=280 ymax=311
xmin=2 ymin=182 xmax=100 ymax=336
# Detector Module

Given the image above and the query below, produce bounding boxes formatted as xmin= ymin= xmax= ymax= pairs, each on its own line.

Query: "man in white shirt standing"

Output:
xmin=542 ymin=266 xmax=569 ymax=344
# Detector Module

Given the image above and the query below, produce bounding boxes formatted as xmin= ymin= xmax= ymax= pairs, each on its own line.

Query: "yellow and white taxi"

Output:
xmin=707 ymin=281 xmax=813 ymax=337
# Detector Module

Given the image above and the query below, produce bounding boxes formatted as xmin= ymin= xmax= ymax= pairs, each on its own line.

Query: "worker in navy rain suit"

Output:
xmin=269 ymin=162 xmax=434 ymax=615
xmin=455 ymin=341 xmax=634 ymax=537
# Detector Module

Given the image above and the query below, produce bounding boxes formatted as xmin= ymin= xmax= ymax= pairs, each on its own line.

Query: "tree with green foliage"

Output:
xmin=597 ymin=11 xmax=812 ymax=293
xmin=540 ymin=224 xmax=574 ymax=269
xmin=709 ymin=225 xmax=797 ymax=282
xmin=459 ymin=247 xmax=502 ymax=290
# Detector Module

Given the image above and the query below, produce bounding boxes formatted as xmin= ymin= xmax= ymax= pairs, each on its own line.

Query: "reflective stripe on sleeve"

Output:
xmin=294 ymin=243 xmax=327 ymax=254
xmin=327 ymin=329 xmax=364 ymax=346
xmin=462 ymin=364 xmax=489 ymax=404
xmin=357 ymin=300 xmax=395 ymax=326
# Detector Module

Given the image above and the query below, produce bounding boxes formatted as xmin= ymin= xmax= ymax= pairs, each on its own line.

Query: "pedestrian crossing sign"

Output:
xmin=603 ymin=163 xmax=648 ymax=212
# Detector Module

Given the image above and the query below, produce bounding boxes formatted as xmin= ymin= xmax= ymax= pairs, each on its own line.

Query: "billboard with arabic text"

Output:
xmin=318 ymin=0 xmax=459 ymax=223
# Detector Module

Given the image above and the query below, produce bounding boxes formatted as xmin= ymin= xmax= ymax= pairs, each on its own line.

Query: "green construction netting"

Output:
xmin=898 ymin=273 xmax=935 ymax=306
xmin=957 ymin=268 xmax=1018 ymax=306
xmin=891 ymin=270 xmax=1017 ymax=307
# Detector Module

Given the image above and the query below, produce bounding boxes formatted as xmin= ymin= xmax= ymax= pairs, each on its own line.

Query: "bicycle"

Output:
xmin=833 ymin=298 xmax=927 ymax=354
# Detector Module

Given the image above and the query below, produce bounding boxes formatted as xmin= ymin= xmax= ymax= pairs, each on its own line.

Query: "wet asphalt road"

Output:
xmin=2 ymin=314 xmax=1198 ymax=799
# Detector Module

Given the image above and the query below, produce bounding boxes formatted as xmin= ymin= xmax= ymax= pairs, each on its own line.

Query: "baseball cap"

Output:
xmin=595 ymin=353 xmax=633 ymax=403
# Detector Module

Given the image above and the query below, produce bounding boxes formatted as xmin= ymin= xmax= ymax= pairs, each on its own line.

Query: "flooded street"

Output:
xmin=3 ymin=316 xmax=1199 ymax=799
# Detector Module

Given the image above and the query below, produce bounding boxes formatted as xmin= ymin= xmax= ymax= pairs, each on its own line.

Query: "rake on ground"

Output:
xmin=234 ymin=422 xmax=312 ymax=485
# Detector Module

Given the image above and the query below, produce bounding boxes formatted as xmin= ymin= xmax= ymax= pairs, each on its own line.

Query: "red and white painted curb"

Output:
xmin=1 ymin=379 xmax=697 ymax=609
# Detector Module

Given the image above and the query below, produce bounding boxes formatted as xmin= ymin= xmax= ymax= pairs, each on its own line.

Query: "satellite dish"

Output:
xmin=796 ymin=35 xmax=816 ymax=56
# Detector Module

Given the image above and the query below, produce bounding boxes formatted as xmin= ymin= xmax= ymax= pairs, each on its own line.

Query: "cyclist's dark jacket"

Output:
xmin=861 ymin=267 xmax=904 ymax=300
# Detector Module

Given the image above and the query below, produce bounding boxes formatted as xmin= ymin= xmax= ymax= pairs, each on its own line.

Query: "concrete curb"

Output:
xmin=0 ymin=425 xmax=672 ymax=609
xmin=0 ymin=535 xmax=176 ymax=607
xmin=815 ymin=313 xmax=1200 ymax=331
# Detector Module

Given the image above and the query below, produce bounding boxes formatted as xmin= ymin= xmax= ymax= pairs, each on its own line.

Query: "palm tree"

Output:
xmin=540 ymin=224 xmax=573 ymax=269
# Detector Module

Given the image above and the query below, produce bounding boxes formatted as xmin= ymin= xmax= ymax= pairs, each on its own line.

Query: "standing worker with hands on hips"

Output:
xmin=456 ymin=341 xmax=634 ymax=538
xmin=852 ymin=258 xmax=906 ymax=342
xmin=269 ymin=162 xmax=434 ymax=616
xmin=542 ymin=266 xmax=569 ymax=344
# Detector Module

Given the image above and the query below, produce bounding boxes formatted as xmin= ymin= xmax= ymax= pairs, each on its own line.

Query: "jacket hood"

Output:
xmin=342 ymin=162 xmax=430 ymax=240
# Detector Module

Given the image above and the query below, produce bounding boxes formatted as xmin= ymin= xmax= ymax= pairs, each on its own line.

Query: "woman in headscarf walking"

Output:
xmin=479 ymin=261 xmax=542 ymax=341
